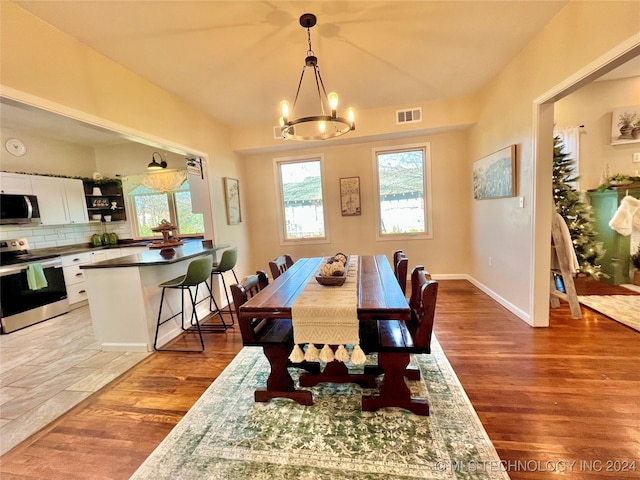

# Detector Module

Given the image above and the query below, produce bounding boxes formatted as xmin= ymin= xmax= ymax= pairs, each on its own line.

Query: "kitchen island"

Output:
xmin=81 ymin=241 xmax=230 ymax=351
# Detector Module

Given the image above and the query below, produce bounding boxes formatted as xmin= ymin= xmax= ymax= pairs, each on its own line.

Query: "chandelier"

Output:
xmin=279 ymin=13 xmax=355 ymax=141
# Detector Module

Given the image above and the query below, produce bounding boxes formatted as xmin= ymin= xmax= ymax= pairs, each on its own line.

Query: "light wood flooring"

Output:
xmin=0 ymin=307 xmax=148 ymax=455
xmin=1 ymin=280 xmax=639 ymax=479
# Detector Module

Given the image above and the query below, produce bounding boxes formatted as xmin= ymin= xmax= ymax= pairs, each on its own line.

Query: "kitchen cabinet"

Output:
xmin=62 ymin=247 xmax=147 ymax=306
xmin=587 ymin=185 xmax=640 ymax=284
xmin=64 ymin=178 xmax=90 ymax=224
xmin=62 ymin=252 xmax=92 ymax=305
xmin=30 ymin=176 xmax=89 ymax=225
xmin=0 ymin=172 xmax=33 ymax=194
xmin=83 ymin=180 xmax=126 ymax=222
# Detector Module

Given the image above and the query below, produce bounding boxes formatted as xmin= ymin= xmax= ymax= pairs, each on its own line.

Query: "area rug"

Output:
xmin=131 ymin=339 xmax=509 ymax=480
xmin=577 ymin=295 xmax=640 ymax=332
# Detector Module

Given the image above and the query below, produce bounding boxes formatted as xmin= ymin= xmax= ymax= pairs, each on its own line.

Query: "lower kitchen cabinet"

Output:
xmin=62 ymin=246 xmax=148 ymax=306
xmin=62 ymin=252 xmax=92 ymax=305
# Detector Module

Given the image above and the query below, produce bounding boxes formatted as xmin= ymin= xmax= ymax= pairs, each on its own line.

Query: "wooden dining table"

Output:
xmin=238 ymin=254 xmax=412 ymax=408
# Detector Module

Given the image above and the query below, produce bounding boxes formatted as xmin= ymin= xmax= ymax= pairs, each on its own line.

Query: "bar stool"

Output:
xmin=209 ymin=247 xmax=239 ymax=326
xmin=154 ymin=255 xmax=213 ymax=352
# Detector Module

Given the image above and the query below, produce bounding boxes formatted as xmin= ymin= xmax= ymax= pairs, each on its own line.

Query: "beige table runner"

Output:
xmin=289 ymin=256 xmax=366 ymax=365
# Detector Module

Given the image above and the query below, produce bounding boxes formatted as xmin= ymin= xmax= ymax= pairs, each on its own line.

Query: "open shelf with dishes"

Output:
xmin=83 ymin=180 xmax=126 ymax=222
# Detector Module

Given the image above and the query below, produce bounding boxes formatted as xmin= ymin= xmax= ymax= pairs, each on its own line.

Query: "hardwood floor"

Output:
xmin=1 ymin=280 xmax=639 ymax=479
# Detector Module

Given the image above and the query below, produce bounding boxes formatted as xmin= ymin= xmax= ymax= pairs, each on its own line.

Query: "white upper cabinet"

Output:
xmin=63 ymin=178 xmax=89 ymax=224
xmin=0 ymin=172 xmax=33 ymax=195
xmin=30 ymin=176 xmax=89 ymax=225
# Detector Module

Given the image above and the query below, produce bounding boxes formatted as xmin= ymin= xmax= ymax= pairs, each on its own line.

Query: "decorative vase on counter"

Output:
xmin=91 ymin=234 xmax=102 ymax=247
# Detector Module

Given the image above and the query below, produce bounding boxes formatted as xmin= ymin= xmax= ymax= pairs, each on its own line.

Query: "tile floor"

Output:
xmin=0 ymin=306 xmax=149 ymax=455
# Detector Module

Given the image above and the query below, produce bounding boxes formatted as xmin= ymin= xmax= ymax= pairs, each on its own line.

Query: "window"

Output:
xmin=274 ymin=156 xmax=328 ymax=243
xmin=129 ymin=181 xmax=204 ymax=238
xmin=373 ymin=143 xmax=432 ymax=239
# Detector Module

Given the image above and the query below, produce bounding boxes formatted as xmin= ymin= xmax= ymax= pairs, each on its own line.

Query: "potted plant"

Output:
xmin=633 ymin=119 xmax=640 ymax=140
xmin=608 ymin=173 xmax=633 ymax=186
xmin=617 ymin=112 xmax=637 ymax=139
xmin=632 ymin=245 xmax=640 ymax=286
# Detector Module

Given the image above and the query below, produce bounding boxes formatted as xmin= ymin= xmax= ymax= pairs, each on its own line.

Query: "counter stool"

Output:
xmin=153 ymin=255 xmax=213 ymax=352
xmin=209 ymin=247 xmax=239 ymax=326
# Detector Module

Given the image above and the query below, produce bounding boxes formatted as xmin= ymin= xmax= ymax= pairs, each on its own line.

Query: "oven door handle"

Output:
xmin=0 ymin=258 xmax=62 ymax=276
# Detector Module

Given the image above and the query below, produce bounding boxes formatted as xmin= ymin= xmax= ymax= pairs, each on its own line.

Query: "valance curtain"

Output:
xmin=122 ymin=169 xmax=187 ymax=195
xmin=554 ymin=126 xmax=581 ymax=191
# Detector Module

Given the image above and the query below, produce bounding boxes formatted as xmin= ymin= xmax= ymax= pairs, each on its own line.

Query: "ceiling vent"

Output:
xmin=396 ymin=108 xmax=422 ymax=125
xmin=273 ymin=126 xmax=284 ymax=140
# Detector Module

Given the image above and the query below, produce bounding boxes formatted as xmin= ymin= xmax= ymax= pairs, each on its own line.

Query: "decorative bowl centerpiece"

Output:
xmin=315 ymin=253 xmax=349 ymax=286
xmin=148 ymin=219 xmax=184 ymax=251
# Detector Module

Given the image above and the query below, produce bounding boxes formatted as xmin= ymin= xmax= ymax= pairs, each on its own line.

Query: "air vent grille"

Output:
xmin=396 ymin=108 xmax=422 ymax=125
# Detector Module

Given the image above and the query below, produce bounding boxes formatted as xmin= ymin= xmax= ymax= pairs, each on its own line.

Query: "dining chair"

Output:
xmin=153 ymin=254 xmax=213 ymax=352
xmin=393 ymin=250 xmax=408 ymax=296
xmin=230 ymin=270 xmax=272 ymax=344
xmin=268 ymin=254 xmax=294 ymax=280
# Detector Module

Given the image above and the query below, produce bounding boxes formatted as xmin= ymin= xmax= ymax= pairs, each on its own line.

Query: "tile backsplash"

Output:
xmin=0 ymin=222 xmax=133 ymax=249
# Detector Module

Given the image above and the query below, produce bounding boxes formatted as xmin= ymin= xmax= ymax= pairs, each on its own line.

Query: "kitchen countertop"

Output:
xmin=29 ymin=239 xmax=154 ymax=258
xmin=80 ymin=241 xmax=230 ymax=268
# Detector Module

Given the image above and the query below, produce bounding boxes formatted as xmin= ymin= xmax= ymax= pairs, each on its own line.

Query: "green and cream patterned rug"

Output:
xmin=131 ymin=338 xmax=509 ymax=479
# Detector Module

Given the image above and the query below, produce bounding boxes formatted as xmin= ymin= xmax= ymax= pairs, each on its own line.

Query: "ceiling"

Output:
xmin=10 ymin=0 xmax=572 ymax=130
xmin=3 ymin=0 xmax=638 ymax=149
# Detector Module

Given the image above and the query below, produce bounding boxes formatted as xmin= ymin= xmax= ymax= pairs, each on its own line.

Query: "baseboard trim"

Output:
xmin=432 ymin=274 xmax=532 ymax=325
xmin=101 ymin=342 xmax=149 ymax=352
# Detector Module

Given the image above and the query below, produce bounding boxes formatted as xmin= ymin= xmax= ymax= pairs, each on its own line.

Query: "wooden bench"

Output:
xmin=359 ymin=265 xmax=438 ymax=416
xmin=230 ymin=270 xmax=318 ymax=405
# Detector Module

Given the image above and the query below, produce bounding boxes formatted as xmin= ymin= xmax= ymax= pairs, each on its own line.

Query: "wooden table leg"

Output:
xmin=361 ymin=352 xmax=429 ymax=416
xmin=254 ymin=344 xmax=313 ymax=406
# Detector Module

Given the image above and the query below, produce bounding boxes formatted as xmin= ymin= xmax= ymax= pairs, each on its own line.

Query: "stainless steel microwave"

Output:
xmin=0 ymin=194 xmax=42 ymax=225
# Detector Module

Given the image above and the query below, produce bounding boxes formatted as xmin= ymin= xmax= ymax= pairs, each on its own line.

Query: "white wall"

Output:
xmin=555 ymin=76 xmax=640 ymax=190
xmin=1 ymin=2 xmax=250 ymax=278
xmin=241 ymin=130 xmax=471 ymax=276
xmin=93 ymin=143 xmax=186 ymax=177
xmin=0 ymin=126 xmax=96 ymax=177
xmin=468 ymin=1 xmax=640 ymax=325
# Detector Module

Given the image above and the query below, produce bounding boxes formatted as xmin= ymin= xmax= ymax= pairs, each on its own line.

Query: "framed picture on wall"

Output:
xmin=340 ymin=176 xmax=361 ymax=216
xmin=472 ymin=145 xmax=516 ymax=200
xmin=223 ymin=177 xmax=241 ymax=225
xmin=611 ymin=105 xmax=640 ymax=145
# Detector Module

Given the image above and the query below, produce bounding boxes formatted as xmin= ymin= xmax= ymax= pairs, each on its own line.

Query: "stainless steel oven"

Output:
xmin=0 ymin=239 xmax=69 ymax=333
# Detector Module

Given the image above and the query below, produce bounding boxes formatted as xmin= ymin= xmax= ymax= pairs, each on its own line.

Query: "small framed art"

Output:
xmin=340 ymin=176 xmax=361 ymax=216
xmin=223 ymin=177 xmax=241 ymax=225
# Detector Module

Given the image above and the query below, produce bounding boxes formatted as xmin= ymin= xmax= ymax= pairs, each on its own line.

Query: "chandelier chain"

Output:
xmin=307 ymin=27 xmax=313 ymax=57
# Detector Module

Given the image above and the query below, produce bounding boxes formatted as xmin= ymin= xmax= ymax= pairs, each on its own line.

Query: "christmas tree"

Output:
xmin=552 ymin=136 xmax=605 ymax=278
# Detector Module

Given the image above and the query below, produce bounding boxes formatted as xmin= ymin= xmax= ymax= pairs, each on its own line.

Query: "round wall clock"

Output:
xmin=5 ymin=138 xmax=26 ymax=157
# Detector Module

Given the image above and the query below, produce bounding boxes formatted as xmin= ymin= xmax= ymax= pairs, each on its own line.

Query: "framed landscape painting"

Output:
xmin=473 ymin=145 xmax=516 ymax=200
xmin=223 ymin=177 xmax=241 ymax=225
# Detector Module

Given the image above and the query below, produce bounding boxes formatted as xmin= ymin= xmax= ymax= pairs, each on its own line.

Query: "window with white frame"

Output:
xmin=128 ymin=181 xmax=204 ymax=238
xmin=373 ymin=143 xmax=432 ymax=239
xmin=274 ymin=156 xmax=328 ymax=243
